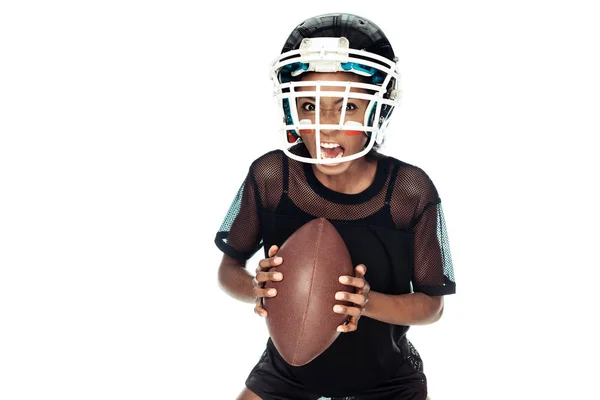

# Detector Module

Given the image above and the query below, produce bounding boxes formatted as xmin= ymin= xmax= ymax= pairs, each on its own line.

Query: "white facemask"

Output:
xmin=271 ymin=37 xmax=401 ymax=164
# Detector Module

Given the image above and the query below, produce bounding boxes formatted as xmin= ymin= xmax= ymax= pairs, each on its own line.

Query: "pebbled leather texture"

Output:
xmin=264 ymin=217 xmax=354 ymax=366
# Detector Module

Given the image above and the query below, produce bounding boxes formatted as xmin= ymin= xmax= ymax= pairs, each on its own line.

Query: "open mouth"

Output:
xmin=320 ymin=142 xmax=345 ymax=160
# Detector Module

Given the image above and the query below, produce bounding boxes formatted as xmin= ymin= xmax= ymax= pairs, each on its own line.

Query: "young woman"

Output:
xmin=215 ymin=13 xmax=456 ymax=400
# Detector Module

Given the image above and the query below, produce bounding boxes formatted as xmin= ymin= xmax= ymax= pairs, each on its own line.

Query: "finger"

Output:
xmin=355 ymin=264 xmax=367 ymax=277
xmin=338 ymin=275 xmax=366 ymax=289
xmin=337 ymin=319 xmax=358 ymax=333
xmin=335 ymin=291 xmax=368 ymax=306
xmin=253 ymin=286 xmax=278 ymax=299
xmin=268 ymin=245 xmax=279 ymax=258
xmin=257 ymin=255 xmax=283 ymax=272
xmin=255 ymin=271 xmax=283 ymax=284
xmin=254 ymin=302 xmax=268 ymax=317
xmin=333 ymin=304 xmax=362 ymax=317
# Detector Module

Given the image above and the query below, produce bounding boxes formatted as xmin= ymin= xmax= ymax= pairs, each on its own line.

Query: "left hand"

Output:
xmin=333 ymin=264 xmax=370 ymax=333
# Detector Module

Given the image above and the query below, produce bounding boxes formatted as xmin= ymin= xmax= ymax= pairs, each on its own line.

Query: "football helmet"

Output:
xmin=270 ymin=13 xmax=401 ymax=164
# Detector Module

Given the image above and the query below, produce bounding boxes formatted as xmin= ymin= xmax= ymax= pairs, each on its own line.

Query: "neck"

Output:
xmin=312 ymin=156 xmax=378 ymax=194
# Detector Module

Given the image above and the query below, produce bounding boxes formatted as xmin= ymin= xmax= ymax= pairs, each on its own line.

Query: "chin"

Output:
xmin=313 ymin=159 xmax=354 ymax=175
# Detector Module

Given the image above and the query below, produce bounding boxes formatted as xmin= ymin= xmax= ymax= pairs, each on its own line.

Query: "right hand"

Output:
xmin=253 ymin=245 xmax=283 ymax=317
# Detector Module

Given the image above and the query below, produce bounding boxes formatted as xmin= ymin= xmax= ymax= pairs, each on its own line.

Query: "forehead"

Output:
xmin=299 ymin=72 xmax=366 ymax=82
xmin=296 ymin=72 xmax=370 ymax=94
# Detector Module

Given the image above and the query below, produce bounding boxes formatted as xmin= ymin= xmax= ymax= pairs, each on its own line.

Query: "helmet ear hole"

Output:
xmin=365 ymin=101 xmax=376 ymax=133
xmin=283 ymin=98 xmax=293 ymax=125
xmin=364 ymin=101 xmax=395 ymax=135
xmin=283 ymin=98 xmax=300 ymax=142
xmin=380 ymin=104 xmax=393 ymax=124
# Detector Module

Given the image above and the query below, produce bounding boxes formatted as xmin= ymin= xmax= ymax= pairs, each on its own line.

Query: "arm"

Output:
xmin=367 ymin=181 xmax=452 ymax=326
xmin=336 ymin=174 xmax=454 ymax=330
xmin=217 ymin=246 xmax=284 ymax=315
xmin=362 ymin=291 xmax=444 ymax=326
xmin=334 ymin=266 xmax=444 ymax=331
xmin=217 ymin=254 xmax=255 ymax=303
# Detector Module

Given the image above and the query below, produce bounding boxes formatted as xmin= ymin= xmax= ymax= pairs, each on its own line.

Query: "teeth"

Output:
xmin=319 ymin=142 xmax=344 ymax=160
xmin=319 ymin=150 xmax=344 ymax=159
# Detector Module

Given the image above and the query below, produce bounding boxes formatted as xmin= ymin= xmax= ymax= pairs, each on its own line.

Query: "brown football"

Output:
xmin=263 ymin=217 xmax=354 ymax=366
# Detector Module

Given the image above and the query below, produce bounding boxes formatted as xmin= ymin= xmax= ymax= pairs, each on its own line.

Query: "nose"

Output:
xmin=318 ymin=109 xmax=340 ymax=134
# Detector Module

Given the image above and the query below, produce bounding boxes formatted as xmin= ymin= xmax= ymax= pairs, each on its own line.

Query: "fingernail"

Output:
xmin=268 ymin=289 xmax=276 ymax=296
xmin=337 ymin=326 xmax=344 ymax=332
xmin=335 ymin=292 xmax=344 ymax=300
xmin=339 ymin=276 xmax=348 ymax=284
xmin=273 ymin=273 xmax=283 ymax=280
xmin=274 ymin=257 xmax=283 ymax=264
xmin=334 ymin=305 xmax=343 ymax=312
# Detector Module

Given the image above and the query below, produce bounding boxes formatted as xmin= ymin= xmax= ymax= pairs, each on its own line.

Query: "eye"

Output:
xmin=345 ymin=103 xmax=358 ymax=112
xmin=300 ymin=102 xmax=316 ymax=112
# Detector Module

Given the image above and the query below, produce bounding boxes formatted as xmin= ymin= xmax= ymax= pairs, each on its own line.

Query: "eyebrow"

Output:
xmin=300 ymin=97 xmax=345 ymax=105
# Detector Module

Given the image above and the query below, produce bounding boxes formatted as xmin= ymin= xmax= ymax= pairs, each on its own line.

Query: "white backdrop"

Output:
xmin=1 ymin=1 xmax=599 ymax=399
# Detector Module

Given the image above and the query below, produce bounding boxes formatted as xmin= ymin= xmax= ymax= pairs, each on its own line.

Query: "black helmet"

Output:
xmin=281 ymin=13 xmax=396 ymax=65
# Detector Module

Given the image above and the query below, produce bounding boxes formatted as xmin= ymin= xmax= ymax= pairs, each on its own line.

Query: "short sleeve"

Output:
xmin=412 ymin=201 xmax=456 ymax=296
xmin=214 ymin=170 xmax=263 ymax=260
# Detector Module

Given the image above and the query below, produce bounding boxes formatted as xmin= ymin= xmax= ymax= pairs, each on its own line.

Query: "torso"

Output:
xmin=257 ymin=150 xmax=417 ymax=396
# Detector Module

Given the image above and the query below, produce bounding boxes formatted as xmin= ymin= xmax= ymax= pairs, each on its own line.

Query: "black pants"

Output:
xmin=245 ymin=349 xmax=427 ymax=400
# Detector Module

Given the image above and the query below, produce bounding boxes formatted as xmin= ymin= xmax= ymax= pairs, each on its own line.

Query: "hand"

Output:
xmin=333 ymin=264 xmax=370 ymax=333
xmin=252 ymin=245 xmax=283 ymax=318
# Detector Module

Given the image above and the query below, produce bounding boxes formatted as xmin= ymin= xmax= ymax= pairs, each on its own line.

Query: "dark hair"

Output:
xmin=366 ymin=139 xmax=384 ymax=159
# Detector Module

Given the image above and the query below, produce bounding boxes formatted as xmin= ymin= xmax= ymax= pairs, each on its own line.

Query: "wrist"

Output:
xmin=362 ymin=290 xmax=379 ymax=319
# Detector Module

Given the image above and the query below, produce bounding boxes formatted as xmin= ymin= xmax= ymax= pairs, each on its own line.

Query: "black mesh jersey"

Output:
xmin=214 ymin=146 xmax=456 ymax=396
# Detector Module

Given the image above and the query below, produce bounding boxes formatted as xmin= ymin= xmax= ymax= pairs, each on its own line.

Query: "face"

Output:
xmin=295 ymin=72 xmax=372 ymax=174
